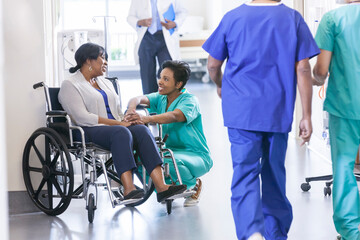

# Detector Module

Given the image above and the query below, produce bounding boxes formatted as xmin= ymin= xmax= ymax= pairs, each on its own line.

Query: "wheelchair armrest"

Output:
xmin=69 ymin=126 xmax=86 ymax=150
xmin=136 ymin=104 xmax=148 ymax=110
xmin=105 ymin=77 xmax=118 ymax=81
xmin=46 ymin=110 xmax=67 ymax=116
xmin=124 ymin=104 xmax=149 ymax=116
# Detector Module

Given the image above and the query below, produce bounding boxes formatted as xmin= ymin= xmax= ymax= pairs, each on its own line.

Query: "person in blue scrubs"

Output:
xmin=313 ymin=1 xmax=360 ymax=239
xmin=203 ymin=1 xmax=319 ymax=239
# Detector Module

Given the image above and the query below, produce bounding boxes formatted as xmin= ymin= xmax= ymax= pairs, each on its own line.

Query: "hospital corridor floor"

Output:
xmin=10 ymin=80 xmax=341 ymax=240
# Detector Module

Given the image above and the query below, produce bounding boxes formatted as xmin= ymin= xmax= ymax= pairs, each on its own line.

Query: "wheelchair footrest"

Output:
xmin=167 ymin=189 xmax=195 ymax=200
xmin=111 ymin=187 xmax=144 ymax=206
xmin=114 ymin=198 xmax=142 ymax=206
xmin=111 ymin=187 xmax=123 ymax=200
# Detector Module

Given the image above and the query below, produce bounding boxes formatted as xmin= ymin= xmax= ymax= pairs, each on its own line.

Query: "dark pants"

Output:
xmin=228 ymin=128 xmax=292 ymax=240
xmin=79 ymin=125 xmax=162 ymax=177
xmin=138 ymin=30 xmax=172 ymax=94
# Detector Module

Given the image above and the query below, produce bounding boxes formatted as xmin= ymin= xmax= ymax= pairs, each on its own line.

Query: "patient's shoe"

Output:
xmin=157 ymin=184 xmax=187 ymax=202
xmin=124 ymin=189 xmax=145 ymax=200
xmin=184 ymin=178 xmax=202 ymax=207
xmin=248 ymin=232 xmax=264 ymax=240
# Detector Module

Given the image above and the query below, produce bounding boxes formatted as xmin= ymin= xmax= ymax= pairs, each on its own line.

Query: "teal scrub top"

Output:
xmin=146 ymin=90 xmax=212 ymax=165
xmin=315 ymin=4 xmax=360 ymax=120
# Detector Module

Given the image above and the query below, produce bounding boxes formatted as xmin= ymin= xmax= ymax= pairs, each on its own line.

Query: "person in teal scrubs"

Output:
xmin=125 ymin=60 xmax=213 ymax=207
xmin=313 ymin=1 xmax=360 ymax=239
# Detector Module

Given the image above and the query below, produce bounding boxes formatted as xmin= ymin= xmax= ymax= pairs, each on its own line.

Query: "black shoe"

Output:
xmin=124 ymin=189 xmax=145 ymax=200
xmin=157 ymin=184 xmax=187 ymax=202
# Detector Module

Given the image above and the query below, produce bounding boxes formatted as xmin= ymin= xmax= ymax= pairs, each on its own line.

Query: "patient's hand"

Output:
xmin=124 ymin=109 xmax=141 ymax=122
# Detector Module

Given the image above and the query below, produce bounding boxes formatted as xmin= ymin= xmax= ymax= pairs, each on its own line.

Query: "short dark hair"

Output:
xmin=69 ymin=42 xmax=107 ymax=73
xmin=161 ymin=60 xmax=191 ymax=90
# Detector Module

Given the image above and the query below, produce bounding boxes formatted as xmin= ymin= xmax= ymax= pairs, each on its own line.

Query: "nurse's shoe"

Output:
xmin=184 ymin=178 xmax=202 ymax=207
xmin=248 ymin=232 xmax=264 ymax=240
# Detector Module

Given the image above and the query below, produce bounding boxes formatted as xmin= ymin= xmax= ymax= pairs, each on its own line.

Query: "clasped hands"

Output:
xmin=123 ymin=109 xmax=149 ymax=125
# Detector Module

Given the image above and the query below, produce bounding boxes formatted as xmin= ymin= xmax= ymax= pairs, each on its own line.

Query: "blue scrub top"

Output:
xmin=202 ymin=3 xmax=319 ymax=133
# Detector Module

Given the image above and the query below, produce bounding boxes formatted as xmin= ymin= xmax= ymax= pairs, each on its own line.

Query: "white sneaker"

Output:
xmin=183 ymin=178 xmax=202 ymax=207
xmin=248 ymin=232 xmax=264 ymax=240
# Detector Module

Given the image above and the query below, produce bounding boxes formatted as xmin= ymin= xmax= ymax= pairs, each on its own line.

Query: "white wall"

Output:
xmin=4 ymin=0 xmax=46 ymax=191
xmin=183 ymin=0 xmax=246 ymax=30
xmin=0 ymin=0 xmax=9 ymax=237
xmin=182 ymin=0 xmax=207 ymax=21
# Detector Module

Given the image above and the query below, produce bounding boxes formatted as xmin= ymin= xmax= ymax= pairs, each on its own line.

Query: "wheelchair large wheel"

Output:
xmin=125 ymin=169 xmax=155 ymax=207
xmin=22 ymin=127 xmax=74 ymax=216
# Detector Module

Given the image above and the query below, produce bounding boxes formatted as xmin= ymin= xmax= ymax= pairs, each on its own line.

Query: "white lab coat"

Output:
xmin=127 ymin=0 xmax=187 ymax=64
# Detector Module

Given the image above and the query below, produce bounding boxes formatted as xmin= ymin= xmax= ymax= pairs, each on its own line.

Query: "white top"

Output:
xmin=127 ymin=0 xmax=187 ymax=64
xmin=58 ymin=71 xmax=123 ymax=126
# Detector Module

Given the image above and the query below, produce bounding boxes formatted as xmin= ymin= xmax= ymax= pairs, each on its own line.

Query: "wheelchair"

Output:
xmin=22 ymin=79 xmax=194 ymax=223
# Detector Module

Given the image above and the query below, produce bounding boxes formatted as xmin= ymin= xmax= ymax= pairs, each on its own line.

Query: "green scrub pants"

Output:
xmin=329 ymin=114 xmax=360 ymax=240
xmin=164 ymin=151 xmax=212 ymax=189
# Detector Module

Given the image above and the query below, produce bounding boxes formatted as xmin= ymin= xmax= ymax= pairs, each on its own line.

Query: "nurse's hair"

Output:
xmin=69 ymin=42 xmax=108 ymax=73
xmin=161 ymin=60 xmax=191 ymax=90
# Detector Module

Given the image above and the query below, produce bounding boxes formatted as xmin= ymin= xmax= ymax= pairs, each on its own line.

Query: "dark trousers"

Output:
xmin=228 ymin=128 xmax=292 ymax=240
xmin=79 ymin=125 xmax=162 ymax=177
xmin=138 ymin=30 xmax=172 ymax=94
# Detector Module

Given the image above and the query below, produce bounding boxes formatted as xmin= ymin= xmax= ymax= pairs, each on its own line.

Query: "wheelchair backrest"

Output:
xmin=47 ymin=87 xmax=71 ymax=144
xmin=48 ymin=88 xmax=63 ymax=111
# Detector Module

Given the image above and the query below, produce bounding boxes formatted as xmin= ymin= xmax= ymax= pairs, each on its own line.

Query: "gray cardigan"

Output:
xmin=58 ymin=71 xmax=123 ymax=126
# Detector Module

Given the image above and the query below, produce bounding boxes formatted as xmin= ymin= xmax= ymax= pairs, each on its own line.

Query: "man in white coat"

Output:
xmin=127 ymin=0 xmax=187 ymax=94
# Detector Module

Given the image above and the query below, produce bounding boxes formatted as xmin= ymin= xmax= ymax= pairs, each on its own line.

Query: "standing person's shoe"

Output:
xmin=248 ymin=232 xmax=264 ymax=240
xmin=184 ymin=178 xmax=202 ymax=207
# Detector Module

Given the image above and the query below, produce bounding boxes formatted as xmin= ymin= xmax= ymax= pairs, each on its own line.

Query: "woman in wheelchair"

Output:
xmin=58 ymin=43 xmax=186 ymax=202
xmin=125 ymin=60 xmax=213 ymax=207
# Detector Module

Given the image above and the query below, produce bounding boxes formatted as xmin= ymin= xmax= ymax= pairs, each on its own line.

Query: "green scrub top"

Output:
xmin=146 ymin=90 xmax=212 ymax=167
xmin=315 ymin=4 xmax=360 ymax=120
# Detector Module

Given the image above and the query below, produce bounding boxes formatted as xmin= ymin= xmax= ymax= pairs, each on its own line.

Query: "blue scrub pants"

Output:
xmin=329 ymin=114 xmax=360 ymax=240
xmin=79 ymin=125 xmax=162 ymax=177
xmin=138 ymin=30 xmax=172 ymax=94
xmin=228 ymin=128 xmax=292 ymax=240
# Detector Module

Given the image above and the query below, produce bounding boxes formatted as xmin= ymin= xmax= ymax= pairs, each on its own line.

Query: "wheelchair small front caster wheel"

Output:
xmin=87 ymin=193 xmax=96 ymax=223
xmin=324 ymin=186 xmax=332 ymax=196
xmin=301 ymin=183 xmax=311 ymax=192
xmin=166 ymin=199 xmax=173 ymax=214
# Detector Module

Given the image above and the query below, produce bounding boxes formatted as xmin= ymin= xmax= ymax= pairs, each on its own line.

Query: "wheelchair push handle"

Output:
xmin=33 ymin=82 xmax=44 ymax=89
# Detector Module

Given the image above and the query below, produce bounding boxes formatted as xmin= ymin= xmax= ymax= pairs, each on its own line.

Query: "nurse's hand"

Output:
xmin=299 ymin=117 xmax=312 ymax=146
xmin=124 ymin=110 xmax=141 ymax=122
